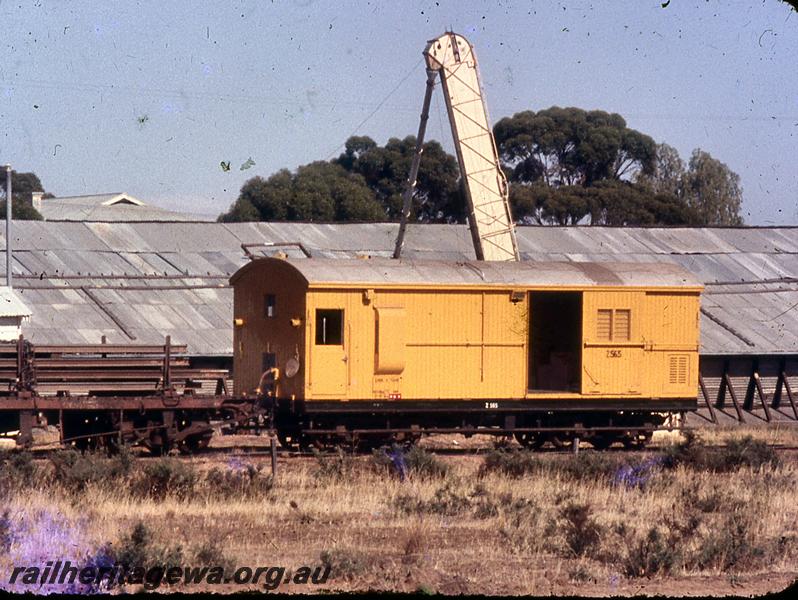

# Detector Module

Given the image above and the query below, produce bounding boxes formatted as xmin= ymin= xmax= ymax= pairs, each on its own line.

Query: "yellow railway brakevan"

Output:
xmin=231 ymin=257 xmax=702 ymax=449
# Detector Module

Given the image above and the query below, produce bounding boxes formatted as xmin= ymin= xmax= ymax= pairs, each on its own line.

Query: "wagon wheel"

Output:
xmin=589 ymin=434 xmax=617 ymax=451
xmin=514 ymin=432 xmax=545 ymax=450
xmin=177 ymin=431 xmax=213 ymax=455
xmin=622 ymin=431 xmax=653 ymax=450
xmin=549 ymin=434 xmax=574 ymax=450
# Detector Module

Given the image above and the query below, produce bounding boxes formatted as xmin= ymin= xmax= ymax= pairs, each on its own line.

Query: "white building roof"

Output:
xmin=38 ymin=193 xmax=213 ymax=222
xmin=0 ymin=286 xmax=31 ymax=318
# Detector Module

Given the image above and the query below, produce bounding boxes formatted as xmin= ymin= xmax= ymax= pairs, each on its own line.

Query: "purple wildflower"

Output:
xmin=226 ymin=456 xmax=248 ymax=472
xmin=388 ymin=446 xmax=408 ymax=481
xmin=2 ymin=509 xmax=98 ymax=594
xmin=613 ymin=456 xmax=664 ymax=489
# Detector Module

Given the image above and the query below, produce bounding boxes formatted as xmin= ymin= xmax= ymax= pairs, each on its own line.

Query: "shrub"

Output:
xmin=319 ymin=548 xmax=373 ymax=581
xmin=405 ymin=446 xmax=450 ymax=479
xmin=313 ymin=449 xmax=357 ymax=480
xmin=114 ymin=521 xmax=183 ymax=571
xmin=0 ymin=451 xmax=38 ymax=493
xmin=131 ymin=458 xmax=197 ymax=500
xmin=623 ymin=526 xmax=682 ymax=577
xmin=372 ymin=445 xmax=450 ymax=480
xmin=612 ymin=456 xmax=664 ymax=489
xmin=395 ymin=482 xmax=471 ymax=517
xmin=479 ymin=449 xmax=543 ymax=478
xmin=48 ymin=446 xmax=135 ymax=495
xmin=559 ymin=502 xmax=602 ymax=557
xmin=664 ymin=432 xmax=779 ymax=473
xmin=0 ymin=509 xmax=12 ymax=553
xmin=192 ymin=538 xmax=235 ymax=573
xmin=401 ymin=524 xmax=427 ymax=565
xmin=693 ymin=513 xmax=767 ymax=571
xmin=663 ymin=430 xmax=711 ymax=470
xmin=114 ymin=522 xmax=153 ymax=569
xmin=481 ymin=449 xmax=635 ymax=484
xmin=498 ymin=498 xmax=548 ymax=555
xmin=723 ymin=436 xmax=779 ymax=471
xmin=205 ymin=460 xmax=273 ymax=499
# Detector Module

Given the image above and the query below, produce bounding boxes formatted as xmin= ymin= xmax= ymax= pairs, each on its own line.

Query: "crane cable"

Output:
xmin=324 ymin=57 xmax=425 ymax=160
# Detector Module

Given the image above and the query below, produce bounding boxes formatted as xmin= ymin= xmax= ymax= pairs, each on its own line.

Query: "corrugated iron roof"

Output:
xmin=0 ymin=221 xmax=795 ymax=356
xmin=0 ymin=287 xmax=31 ymax=317
xmin=234 ymin=256 xmax=701 ymax=289
xmin=39 ymin=194 xmax=212 ymax=222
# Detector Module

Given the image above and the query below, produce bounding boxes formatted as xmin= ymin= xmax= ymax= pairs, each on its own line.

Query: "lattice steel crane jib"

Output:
xmin=394 ymin=32 xmax=520 ymax=262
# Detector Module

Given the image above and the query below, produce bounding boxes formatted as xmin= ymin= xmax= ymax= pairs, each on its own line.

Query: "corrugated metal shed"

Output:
xmin=0 ymin=222 xmax=795 ymax=356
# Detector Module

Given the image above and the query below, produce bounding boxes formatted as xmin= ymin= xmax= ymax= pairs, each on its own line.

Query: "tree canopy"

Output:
xmin=219 ymin=106 xmax=744 ymax=227
xmin=219 ymin=161 xmax=384 ymax=223
xmin=634 ymin=143 xmax=743 ymax=226
xmin=683 ymin=149 xmax=743 ymax=226
xmin=494 ymin=106 xmax=657 ymax=187
xmin=0 ymin=169 xmax=45 ymax=220
xmin=334 ymin=135 xmax=462 ymax=222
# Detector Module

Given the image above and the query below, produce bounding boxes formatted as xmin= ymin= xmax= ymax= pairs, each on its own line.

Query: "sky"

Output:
xmin=1 ymin=0 xmax=796 ymax=224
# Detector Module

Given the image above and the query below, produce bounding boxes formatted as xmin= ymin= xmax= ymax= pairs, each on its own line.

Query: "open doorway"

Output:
xmin=528 ymin=291 xmax=582 ymax=392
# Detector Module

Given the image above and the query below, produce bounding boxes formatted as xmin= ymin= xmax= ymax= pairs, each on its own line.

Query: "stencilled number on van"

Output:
xmin=485 ymin=402 xmax=498 ymax=409
xmin=607 ymin=350 xmax=622 ymax=358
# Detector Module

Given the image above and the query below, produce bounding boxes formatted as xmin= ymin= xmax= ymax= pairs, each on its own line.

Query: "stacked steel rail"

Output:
xmin=0 ymin=336 xmax=264 ymax=452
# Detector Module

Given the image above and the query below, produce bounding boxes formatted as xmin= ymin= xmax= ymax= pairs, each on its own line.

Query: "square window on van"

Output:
xmin=265 ymin=294 xmax=276 ymax=318
xmin=315 ymin=309 xmax=343 ymax=345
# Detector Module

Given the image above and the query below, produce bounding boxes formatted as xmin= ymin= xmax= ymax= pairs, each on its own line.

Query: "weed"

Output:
xmin=664 ymin=432 xmax=779 ymax=473
xmin=319 ymin=547 xmax=372 ymax=581
xmin=395 ymin=481 xmax=482 ymax=517
xmin=205 ymin=461 xmax=273 ymax=499
xmin=0 ymin=510 xmax=12 ymax=553
xmin=693 ymin=513 xmax=766 ymax=572
xmin=663 ymin=430 xmax=710 ymax=470
xmin=559 ymin=502 xmax=602 ymax=557
xmin=114 ymin=521 xmax=183 ymax=571
xmin=401 ymin=523 xmax=427 ymax=565
xmin=114 ymin=522 xmax=151 ymax=569
xmin=479 ymin=449 xmax=543 ymax=478
xmin=192 ymin=538 xmax=236 ymax=572
xmin=568 ymin=561 xmax=596 ymax=583
xmin=404 ymin=446 xmax=450 ymax=479
xmin=498 ymin=499 xmax=546 ymax=555
xmin=131 ymin=458 xmax=197 ymax=500
xmin=480 ymin=449 xmax=631 ymax=483
xmin=49 ymin=449 xmax=134 ymax=494
xmin=417 ymin=482 xmax=470 ymax=516
xmin=623 ymin=526 xmax=683 ymax=577
xmin=723 ymin=436 xmax=779 ymax=471
xmin=0 ymin=451 xmax=38 ymax=493
xmin=612 ymin=456 xmax=663 ymax=489
xmin=313 ymin=448 xmax=357 ymax=480
xmin=372 ymin=445 xmax=449 ymax=480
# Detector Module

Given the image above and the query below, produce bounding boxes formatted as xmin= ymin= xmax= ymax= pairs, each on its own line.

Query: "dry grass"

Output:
xmin=0 ymin=430 xmax=795 ymax=595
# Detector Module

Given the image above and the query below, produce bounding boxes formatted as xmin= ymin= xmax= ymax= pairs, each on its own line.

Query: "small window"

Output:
xmin=264 ymin=294 xmax=276 ymax=318
xmin=315 ymin=309 xmax=343 ymax=345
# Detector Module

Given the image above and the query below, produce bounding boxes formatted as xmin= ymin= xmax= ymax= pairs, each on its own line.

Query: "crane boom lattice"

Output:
xmin=394 ymin=32 xmax=519 ymax=262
